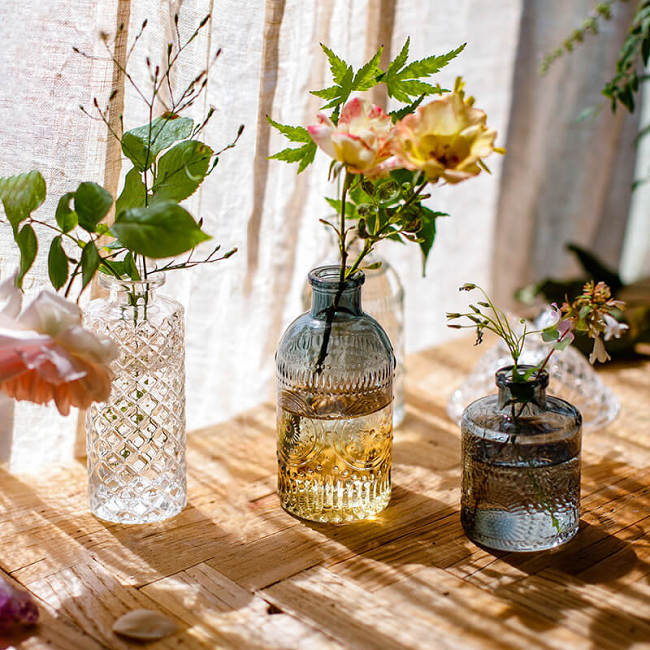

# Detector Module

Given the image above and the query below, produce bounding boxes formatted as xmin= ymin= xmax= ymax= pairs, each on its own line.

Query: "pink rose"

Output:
xmin=308 ymin=98 xmax=398 ymax=177
xmin=0 ymin=276 xmax=117 ymax=415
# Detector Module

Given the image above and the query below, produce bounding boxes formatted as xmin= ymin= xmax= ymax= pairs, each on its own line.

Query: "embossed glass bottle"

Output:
xmin=461 ymin=366 xmax=582 ymax=551
xmin=84 ymin=275 xmax=186 ymax=524
xmin=277 ymin=265 xmax=395 ymax=523
xmin=301 ymin=245 xmax=405 ymax=427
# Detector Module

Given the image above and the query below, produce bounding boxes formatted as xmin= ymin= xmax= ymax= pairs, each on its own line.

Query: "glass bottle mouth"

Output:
xmin=495 ymin=365 xmax=549 ymax=389
xmin=98 ymin=273 xmax=166 ymax=292
xmin=308 ymin=265 xmax=365 ymax=292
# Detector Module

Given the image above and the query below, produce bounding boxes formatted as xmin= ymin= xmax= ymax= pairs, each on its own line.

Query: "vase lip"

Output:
xmin=308 ymin=265 xmax=365 ymax=290
xmin=495 ymin=364 xmax=549 ymax=388
xmin=98 ymin=273 xmax=165 ymax=291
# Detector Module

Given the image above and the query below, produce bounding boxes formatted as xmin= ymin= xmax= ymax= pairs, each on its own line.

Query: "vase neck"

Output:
xmin=98 ymin=274 xmax=165 ymax=307
xmin=495 ymin=365 xmax=548 ymax=411
xmin=308 ymin=265 xmax=364 ymax=319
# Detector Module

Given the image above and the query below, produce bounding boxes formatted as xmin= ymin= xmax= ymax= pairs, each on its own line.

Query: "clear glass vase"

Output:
xmin=84 ymin=274 xmax=186 ymax=524
xmin=301 ymin=247 xmax=405 ymax=427
xmin=278 ymin=265 xmax=395 ymax=523
xmin=461 ymin=366 xmax=582 ymax=552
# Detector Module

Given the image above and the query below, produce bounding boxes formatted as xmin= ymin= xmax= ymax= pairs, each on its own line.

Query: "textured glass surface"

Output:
xmin=461 ymin=367 xmax=582 ymax=552
xmin=84 ymin=276 xmax=186 ymax=524
xmin=302 ymin=249 xmax=405 ymax=427
xmin=448 ymin=330 xmax=620 ymax=431
xmin=279 ymin=266 xmax=394 ymax=523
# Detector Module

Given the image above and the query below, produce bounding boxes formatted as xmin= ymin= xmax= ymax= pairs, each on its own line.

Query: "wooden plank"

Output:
xmin=141 ymin=562 xmax=341 ymax=649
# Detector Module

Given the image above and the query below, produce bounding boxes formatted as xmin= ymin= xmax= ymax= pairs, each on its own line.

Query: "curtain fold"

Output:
xmin=0 ymin=0 xmax=641 ymax=472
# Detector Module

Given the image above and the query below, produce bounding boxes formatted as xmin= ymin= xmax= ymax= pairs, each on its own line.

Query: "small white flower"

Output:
xmin=603 ymin=313 xmax=628 ymax=341
xmin=589 ymin=336 xmax=610 ymax=364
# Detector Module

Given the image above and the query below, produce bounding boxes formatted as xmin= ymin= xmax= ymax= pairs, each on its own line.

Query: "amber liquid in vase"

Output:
xmin=277 ymin=403 xmax=392 ymax=523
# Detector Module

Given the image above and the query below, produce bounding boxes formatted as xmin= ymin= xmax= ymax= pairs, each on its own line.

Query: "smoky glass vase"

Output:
xmin=461 ymin=366 xmax=582 ymax=552
xmin=84 ymin=274 xmax=186 ymax=524
xmin=302 ymin=248 xmax=405 ymax=427
xmin=277 ymin=265 xmax=395 ymax=523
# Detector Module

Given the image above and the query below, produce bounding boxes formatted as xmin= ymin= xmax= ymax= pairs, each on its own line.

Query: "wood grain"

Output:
xmin=0 ymin=339 xmax=648 ymax=648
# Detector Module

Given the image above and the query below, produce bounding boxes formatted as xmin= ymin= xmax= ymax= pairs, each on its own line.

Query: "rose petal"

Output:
xmin=113 ymin=609 xmax=178 ymax=641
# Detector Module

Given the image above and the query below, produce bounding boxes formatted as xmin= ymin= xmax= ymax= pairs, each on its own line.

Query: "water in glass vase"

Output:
xmin=277 ymin=403 xmax=392 ymax=523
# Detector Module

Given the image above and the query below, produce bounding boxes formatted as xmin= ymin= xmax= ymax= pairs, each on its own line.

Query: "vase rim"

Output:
xmin=495 ymin=365 xmax=549 ymax=388
xmin=98 ymin=273 xmax=165 ymax=290
xmin=308 ymin=265 xmax=365 ymax=290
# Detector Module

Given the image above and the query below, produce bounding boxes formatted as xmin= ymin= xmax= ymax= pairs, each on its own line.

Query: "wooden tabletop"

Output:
xmin=1 ymin=339 xmax=649 ymax=649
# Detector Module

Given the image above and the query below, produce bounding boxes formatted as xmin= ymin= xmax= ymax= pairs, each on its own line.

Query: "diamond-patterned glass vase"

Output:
xmin=84 ymin=275 xmax=186 ymax=524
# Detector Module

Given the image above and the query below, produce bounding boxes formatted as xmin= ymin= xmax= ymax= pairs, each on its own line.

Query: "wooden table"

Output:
xmin=1 ymin=340 xmax=649 ymax=649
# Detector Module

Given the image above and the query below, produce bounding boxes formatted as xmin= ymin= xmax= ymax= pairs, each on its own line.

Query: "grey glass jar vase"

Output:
xmin=276 ymin=266 xmax=395 ymax=523
xmin=84 ymin=275 xmax=186 ymax=524
xmin=461 ymin=366 xmax=582 ymax=552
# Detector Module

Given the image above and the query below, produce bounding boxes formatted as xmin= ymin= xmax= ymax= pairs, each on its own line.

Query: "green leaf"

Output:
xmin=352 ymin=46 xmax=383 ymax=90
xmin=416 ymin=207 xmax=446 ymax=276
xmin=48 ymin=236 xmax=68 ymax=290
xmin=111 ymin=201 xmax=210 ymax=258
xmin=15 ymin=224 xmax=37 ymax=287
xmin=152 ymin=140 xmax=213 ymax=203
xmin=0 ymin=170 xmax=46 ymax=230
xmin=80 ymin=240 xmax=100 ymax=291
xmin=310 ymin=86 xmax=340 ymax=100
xmin=121 ymin=114 xmax=193 ymax=171
xmin=115 ymin=169 xmax=146 ymax=216
xmin=74 ymin=182 xmax=113 ymax=232
xmin=542 ymin=327 xmax=559 ymax=342
xmin=267 ymin=117 xmax=312 ymax=143
xmin=55 ymin=192 xmax=78 ymax=233
xmin=389 ymin=95 xmax=425 ymax=122
xmin=269 ymin=141 xmax=317 ymax=173
xmin=386 ymin=42 xmax=465 ymax=103
xmin=99 ymin=251 xmax=141 ymax=280
xmin=554 ymin=337 xmax=573 ymax=351
xmin=320 ymin=65 xmax=353 ymax=112
xmin=320 ymin=43 xmax=349 ymax=84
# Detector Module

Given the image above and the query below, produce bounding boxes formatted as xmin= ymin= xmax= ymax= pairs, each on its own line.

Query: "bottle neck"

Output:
xmin=308 ymin=265 xmax=364 ymax=319
xmin=495 ymin=366 xmax=548 ymax=411
xmin=99 ymin=275 xmax=165 ymax=307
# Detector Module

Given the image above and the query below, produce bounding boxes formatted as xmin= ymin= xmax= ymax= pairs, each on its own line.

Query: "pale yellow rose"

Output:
xmin=393 ymin=91 xmax=499 ymax=184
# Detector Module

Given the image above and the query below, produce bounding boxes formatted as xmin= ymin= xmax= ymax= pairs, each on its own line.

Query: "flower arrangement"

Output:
xmin=447 ymin=280 xmax=628 ymax=385
xmin=269 ymin=40 xmax=502 ymax=366
xmin=0 ymin=13 xmax=240 ymax=414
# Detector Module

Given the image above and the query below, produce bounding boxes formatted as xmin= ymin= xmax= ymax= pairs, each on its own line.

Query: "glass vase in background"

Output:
xmin=302 ymin=245 xmax=405 ymax=427
xmin=461 ymin=366 xmax=582 ymax=552
xmin=84 ymin=274 xmax=186 ymax=524
xmin=278 ymin=265 xmax=395 ymax=523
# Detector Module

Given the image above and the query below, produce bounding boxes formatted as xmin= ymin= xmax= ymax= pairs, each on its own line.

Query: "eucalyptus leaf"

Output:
xmin=80 ymin=241 xmax=101 ymax=291
xmin=152 ymin=140 xmax=213 ymax=203
xmin=111 ymin=201 xmax=210 ymax=258
xmin=74 ymin=182 xmax=113 ymax=232
xmin=55 ymin=192 xmax=78 ymax=233
xmin=15 ymin=224 xmax=37 ymax=287
xmin=0 ymin=170 xmax=46 ymax=230
xmin=48 ymin=236 xmax=68 ymax=290
xmin=122 ymin=115 xmax=193 ymax=171
xmin=115 ymin=169 xmax=146 ymax=217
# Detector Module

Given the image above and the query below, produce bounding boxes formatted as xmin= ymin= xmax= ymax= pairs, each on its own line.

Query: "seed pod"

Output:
xmin=113 ymin=609 xmax=178 ymax=641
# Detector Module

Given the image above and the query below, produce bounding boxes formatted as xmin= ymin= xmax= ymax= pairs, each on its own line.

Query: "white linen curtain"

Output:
xmin=0 ymin=0 xmax=641 ymax=472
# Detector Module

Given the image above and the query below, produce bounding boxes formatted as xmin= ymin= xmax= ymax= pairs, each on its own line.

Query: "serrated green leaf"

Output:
xmin=266 ymin=117 xmax=312 ymax=143
xmin=310 ymin=86 xmax=340 ymax=100
xmin=387 ymin=38 xmax=410 ymax=77
xmin=320 ymin=43 xmax=349 ymax=84
xmin=111 ymin=201 xmax=210 ymax=258
xmin=389 ymin=95 xmax=425 ymax=122
xmin=0 ymin=170 xmax=46 ymax=230
xmin=152 ymin=140 xmax=213 ymax=203
xmin=15 ymin=223 xmax=37 ymax=287
xmin=352 ymin=46 xmax=383 ymax=90
xmin=74 ymin=182 xmax=113 ymax=232
xmin=122 ymin=114 xmax=193 ymax=171
xmin=269 ymin=141 xmax=316 ymax=173
xmin=297 ymin=141 xmax=317 ymax=173
xmin=115 ymin=169 xmax=146 ymax=216
xmin=400 ymin=43 xmax=466 ymax=78
xmin=48 ymin=236 xmax=68 ymax=290
xmin=80 ymin=240 xmax=100 ymax=291
xmin=55 ymin=192 xmax=78 ymax=233
xmin=320 ymin=66 xmax=354 ymax=112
